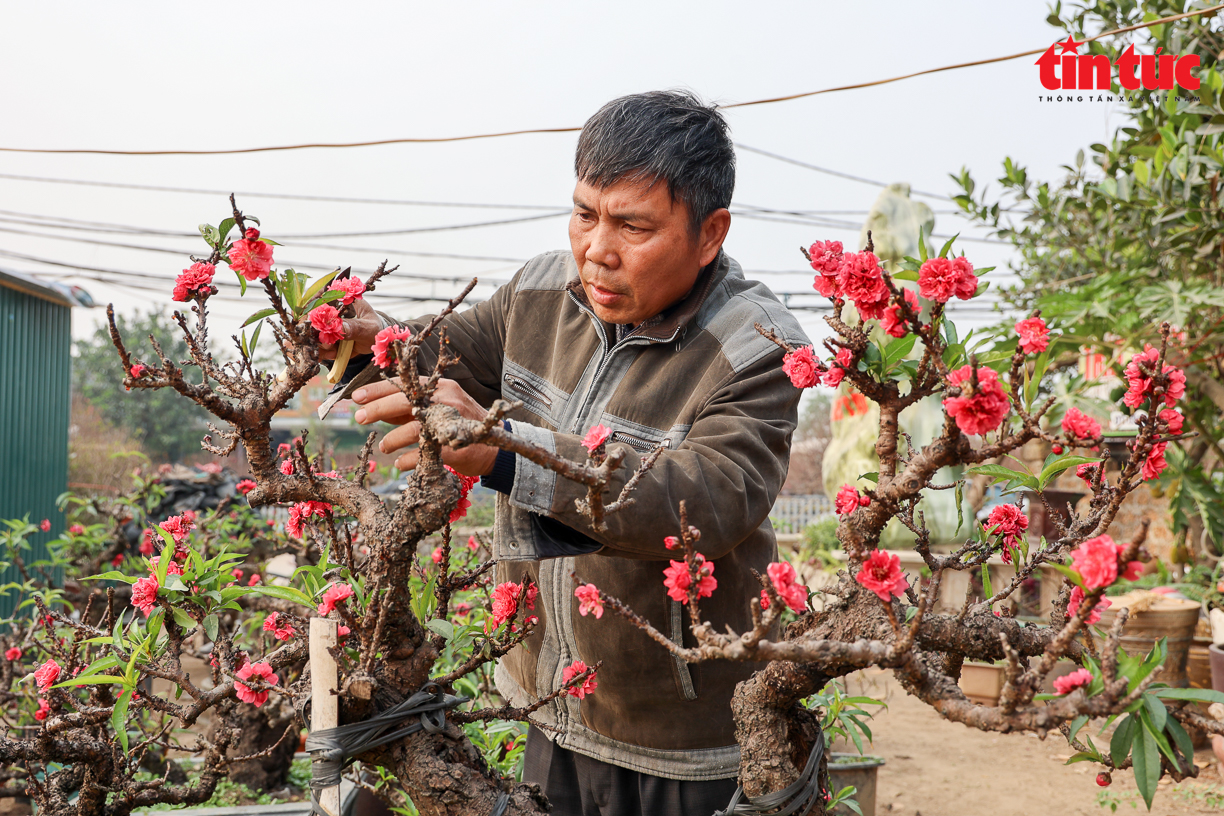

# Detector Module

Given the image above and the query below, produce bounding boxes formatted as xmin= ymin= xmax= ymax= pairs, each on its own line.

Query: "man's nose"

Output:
xmin=586 ymin=221 xmax=619 ymax=269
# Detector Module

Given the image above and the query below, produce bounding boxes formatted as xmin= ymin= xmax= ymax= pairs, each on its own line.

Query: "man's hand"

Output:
xmin=319 ymin=298 xmax=383 ymax=360
xmin=353 ymin=377 xmax=500 ymax=477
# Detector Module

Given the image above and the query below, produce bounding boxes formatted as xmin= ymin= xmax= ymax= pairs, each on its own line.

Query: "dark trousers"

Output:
xmin=522 ymin=726 xmax=740 ymax=816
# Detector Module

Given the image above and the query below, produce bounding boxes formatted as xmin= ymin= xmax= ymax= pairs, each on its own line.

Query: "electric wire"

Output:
xmin=0 ymin=3 xmax=1213 ymax=155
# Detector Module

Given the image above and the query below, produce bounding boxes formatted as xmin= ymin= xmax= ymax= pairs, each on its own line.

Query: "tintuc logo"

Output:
xmin=1036 ymin=35 xmax=1200 ymax=91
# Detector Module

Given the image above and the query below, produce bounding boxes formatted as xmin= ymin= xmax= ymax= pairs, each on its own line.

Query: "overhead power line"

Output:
xmin=736 ymin=145 xmax=952 ymax=201
xmin=0 ymin=172 xmax=561 ymax=210
xmin=0 ymin=6 xmax=1214 ymax=157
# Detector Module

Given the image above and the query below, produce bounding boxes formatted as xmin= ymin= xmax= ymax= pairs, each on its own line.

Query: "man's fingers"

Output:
xmin=355 ymin=392 xmax=415 ymax=426
xmin=395 ymin=448 xmax=419 ymax=472
xmin=352 ymin=379 xmax=401 ymax=404
xmin=380 ymin=422 xmax=421 ymax=454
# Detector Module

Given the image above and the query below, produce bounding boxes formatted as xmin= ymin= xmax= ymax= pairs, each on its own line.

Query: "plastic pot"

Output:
xmin=829 ymin=753 xmax=884 ymax=816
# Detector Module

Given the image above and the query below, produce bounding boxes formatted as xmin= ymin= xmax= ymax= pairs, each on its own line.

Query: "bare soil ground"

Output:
xmin=843 ymin=669 xmax=1224 ymax=816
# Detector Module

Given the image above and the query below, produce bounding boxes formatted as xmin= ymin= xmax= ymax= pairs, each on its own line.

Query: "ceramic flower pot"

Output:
xmin=959 ymin=662 xmax=1005 ymax=706
xmin=829 ymin=753 xmax=884 ymax=816
xmin=1098 ymin=594 xmax=1200 ymax=688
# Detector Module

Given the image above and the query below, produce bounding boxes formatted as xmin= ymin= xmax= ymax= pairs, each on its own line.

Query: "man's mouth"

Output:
xmin=586 ymin=281 xmax=625 ymax=307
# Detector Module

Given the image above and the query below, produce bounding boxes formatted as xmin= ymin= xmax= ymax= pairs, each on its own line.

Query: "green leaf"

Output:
xmin=1068 ymin=714 xmax=1089 ymax=744
xmin=858 ymin=472 xmax=879 ymax=484
xmin=301 ymin=269 xmax=343 ymax=305
xmin=53 ymin=674 xmax=126 ymax=687
xmin=892 ymin=269 xmax=919 ymax=282
xmin=1142 ymin=694 xmax=1167 ymax=733
xmin=884 ymin=333 xmax=917 ymax=366
xmin=83 ymin=571 xmax=137 ymax=585
xmin=164 ymin=575 xmax=187 ymax=592
xmin=1152 ymin=687 xmax=1224 ymax=704
xmin=937 ymin=234 xmax=959 ymax=259
xmin=242 ymin=308 xmax=277 ymax=328
xmin=112 ymin=689 xmax=132 ymax=754
xmin=1025 ymin=350 xmax=1052 ymax=409
xmin=944 ymin=319 xmax=959 ymax=347
xmin=217 ymin=217 xmax=236 ymax=245
xmin=426 ymin=619 xmax=454 ymax=640
xmin=248 ymin=320 xmax=263 ymax=358
xmin=1047 ymin=562 xmax=1086 ymax=590
xmin=980 ymin=562 xmax=993 ymax=600
xmin=954 ymin=482 xmax=965 ymax=535
xmin=234 ymin=268 xmax=248 ymax=296
xmin=1165 ymin=715 xmax=1194 ymax=768
xmin=1110 ymin=714 xmax=1136 ymax=767
xmin=1038 ymin=456 xmax=1103 ymax=491
xmin=1064 ymin=751 xmax=1100 ymax=764
xmin=246 ymin=584 xmax=315 ymax=609
xmin=202 ymin=614 xmax=219 ymax=642
xmin=170 ymin=607 xmax=196 ymax=633
xmin=1131 ymin=719 xmax=1159 ymax=809
xmin=917 ymin=229 xmax=928 ymax=262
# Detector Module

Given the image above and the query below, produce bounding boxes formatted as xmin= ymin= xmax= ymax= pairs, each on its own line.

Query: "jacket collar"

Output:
xmin=565 ymin=250 xmax=730 ymax=344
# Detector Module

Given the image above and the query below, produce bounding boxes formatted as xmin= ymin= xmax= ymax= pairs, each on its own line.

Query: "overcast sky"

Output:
xmin=0 ymin=0 xmax=1133 ymax=351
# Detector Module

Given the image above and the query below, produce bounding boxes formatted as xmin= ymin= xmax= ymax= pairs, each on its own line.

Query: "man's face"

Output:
xmin=569 ymin=176 xmax=727 ymax=326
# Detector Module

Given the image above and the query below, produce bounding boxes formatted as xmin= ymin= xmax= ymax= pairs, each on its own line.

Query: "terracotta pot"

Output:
xmin=829 ymin=754 xmax=884 ymax=816
xmin=959 ymin=662 xmax=1005 ymax=707
xmin=1098 ymin=594 xmax=1200 ymax=688
xmin=1189 ymin=638 xmax=1214 ymax=690
xmin=1210 ymin=644 xmax=1224 ymax=693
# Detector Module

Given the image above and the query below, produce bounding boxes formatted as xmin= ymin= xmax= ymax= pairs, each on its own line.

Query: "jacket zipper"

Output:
xmin=566 ymin=289 xmax=683 ymax=432
xmin=503 ymin=373 xmax=552 ymax=407
xmin=611 ymin=431 xmax=671 ymax=453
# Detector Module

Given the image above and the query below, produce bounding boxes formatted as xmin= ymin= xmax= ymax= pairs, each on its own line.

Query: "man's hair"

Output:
xmin=574 ymin=90 xmax=735 ymax=236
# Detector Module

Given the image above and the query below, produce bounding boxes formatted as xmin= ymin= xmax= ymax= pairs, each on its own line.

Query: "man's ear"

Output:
xmin=697 ymin=208 xmax=731 ymax=268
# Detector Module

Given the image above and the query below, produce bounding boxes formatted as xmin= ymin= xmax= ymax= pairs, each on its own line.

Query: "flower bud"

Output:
xmin=858 ymin=494 xmax=871 ymax=507
xmin=1052 ymin=444 xmax=1063 ymax=454
xmin=1096 ymin=772 xmax=1111 ymax=787
xmin=244 ymin=228 xmax=261 ymax=241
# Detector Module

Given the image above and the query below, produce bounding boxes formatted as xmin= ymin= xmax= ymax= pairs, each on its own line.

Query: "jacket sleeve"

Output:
xmin=504 ymin=347 xmax=800 ymax=561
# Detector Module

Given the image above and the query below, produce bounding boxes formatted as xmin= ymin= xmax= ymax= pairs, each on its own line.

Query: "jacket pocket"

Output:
xmin=504 ymin=373 xmax=552 ymax=408
xmin=610 ymin=430 xmax=671 ymax=453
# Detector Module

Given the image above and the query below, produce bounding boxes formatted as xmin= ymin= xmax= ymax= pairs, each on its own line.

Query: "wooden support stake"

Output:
xmin=310 ymin=617 xmax=341 ymax=816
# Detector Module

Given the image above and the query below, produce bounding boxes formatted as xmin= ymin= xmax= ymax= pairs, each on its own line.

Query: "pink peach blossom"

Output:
xmin=1015 ymin=317 xmax=1050 ymax=354
xmin=581 ymin=425 xmax=612 ymax=453
xmin=782 ymin=346 xmax=822 ymax=388
xmin=561 ymin=660 xmax=598 ymax=699
xmin=309 ymin=304 xmax=345 ymax=346
xmin=1053 ymin=668 xmax=1094 ymax=695
xmin=855 ymin=550 xmax=910 ymax=602
xmin=574 ymin=584 xmax=604 ymax=619
xmin=228 ymin=236 xmax=274 ymax=281
xmin=172 ymin=262 xmax=215 ymax=302
xmin=372 ymin=326 xmax=413 ymax=369
xmin=317 ymin=583 xmax=354 ymax=616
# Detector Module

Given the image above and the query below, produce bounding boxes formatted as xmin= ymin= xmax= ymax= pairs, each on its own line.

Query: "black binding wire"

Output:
xmin=304 ymin=681 xmax=511 ymax=816
xmin=713 ymin=730 xmax=827 ymax=816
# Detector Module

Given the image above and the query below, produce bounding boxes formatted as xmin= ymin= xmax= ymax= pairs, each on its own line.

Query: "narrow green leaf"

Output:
xmin=954 ymin=482 xmax=965 ymax=535
xmin=1068 ymin=715 xmax=1089 ymax=744
xmin=112 ymin=689 xmax=132 ymax=754
xmin=170 ymin=607 xmax=196 ymax=632
xmin=937 ymin=234 xmax=959 ymax=259
xmin=917 ymin=229 xmax=928 ymax=262
xmin=217 ymin=217 xmax=236 ymax=245
xmin=1142 ymin=694 xmax=1167 ymax=733
xmin=234 ymin=268 xmax=248 ymax=296
xmin=980 ymin=563 xmax=993 ymax=600
xmin=301 ymin=269 xmax=342 ymax=305
xmin=425 ymin=619 xmax=454 ymax=640
xmin=1165 ymin=716 xmax=1194 ymax=768
xmin=249 ymin=320 xmax=263 ymax=359
xmin=53 ymin=675 xmax=126 ymax=687
xmin=1153 ymin=687 xmax=1224 ymax=704
xmin=1038 ymin=456 xmax=1102 ymax=491
xmin=83 ymin=571 xmax=138 ymax=585
xmin=242 ymin=308 xmax=277 ymax=328
xmin=1132 ymin=721 xmax=1159 ymax=809
xmin=1025 ymin=350 xmax=1052 ymax=409
xmin=1047 ymin=563 xmax=1086 ymax=590
xmin=246 ymin=584 xmax=315 ymax=609
xmin=202 ymin=614 xmax=219 ymax=642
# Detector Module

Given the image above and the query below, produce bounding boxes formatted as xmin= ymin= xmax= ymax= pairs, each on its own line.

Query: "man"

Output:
xmin=333 ymin=90 xmax=809 ymax=815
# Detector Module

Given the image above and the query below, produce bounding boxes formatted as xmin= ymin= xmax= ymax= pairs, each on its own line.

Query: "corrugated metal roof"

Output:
xmin=0 ymin=267 xmax=93 ymax=308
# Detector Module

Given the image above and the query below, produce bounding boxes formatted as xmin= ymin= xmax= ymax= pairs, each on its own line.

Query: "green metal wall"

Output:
xmin=0 ymin=285 xmax=70 ymax=618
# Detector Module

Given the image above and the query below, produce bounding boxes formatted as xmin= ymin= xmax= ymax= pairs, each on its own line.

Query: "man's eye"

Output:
xmin=624 ymin=224 xmax=643 ymax=233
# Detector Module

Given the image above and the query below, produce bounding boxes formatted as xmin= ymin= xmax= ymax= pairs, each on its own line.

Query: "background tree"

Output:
xmin=953 ymin=0 xmax=1224 ymax=558
xmin=74 ymin=310 xmax=212 ymax=463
